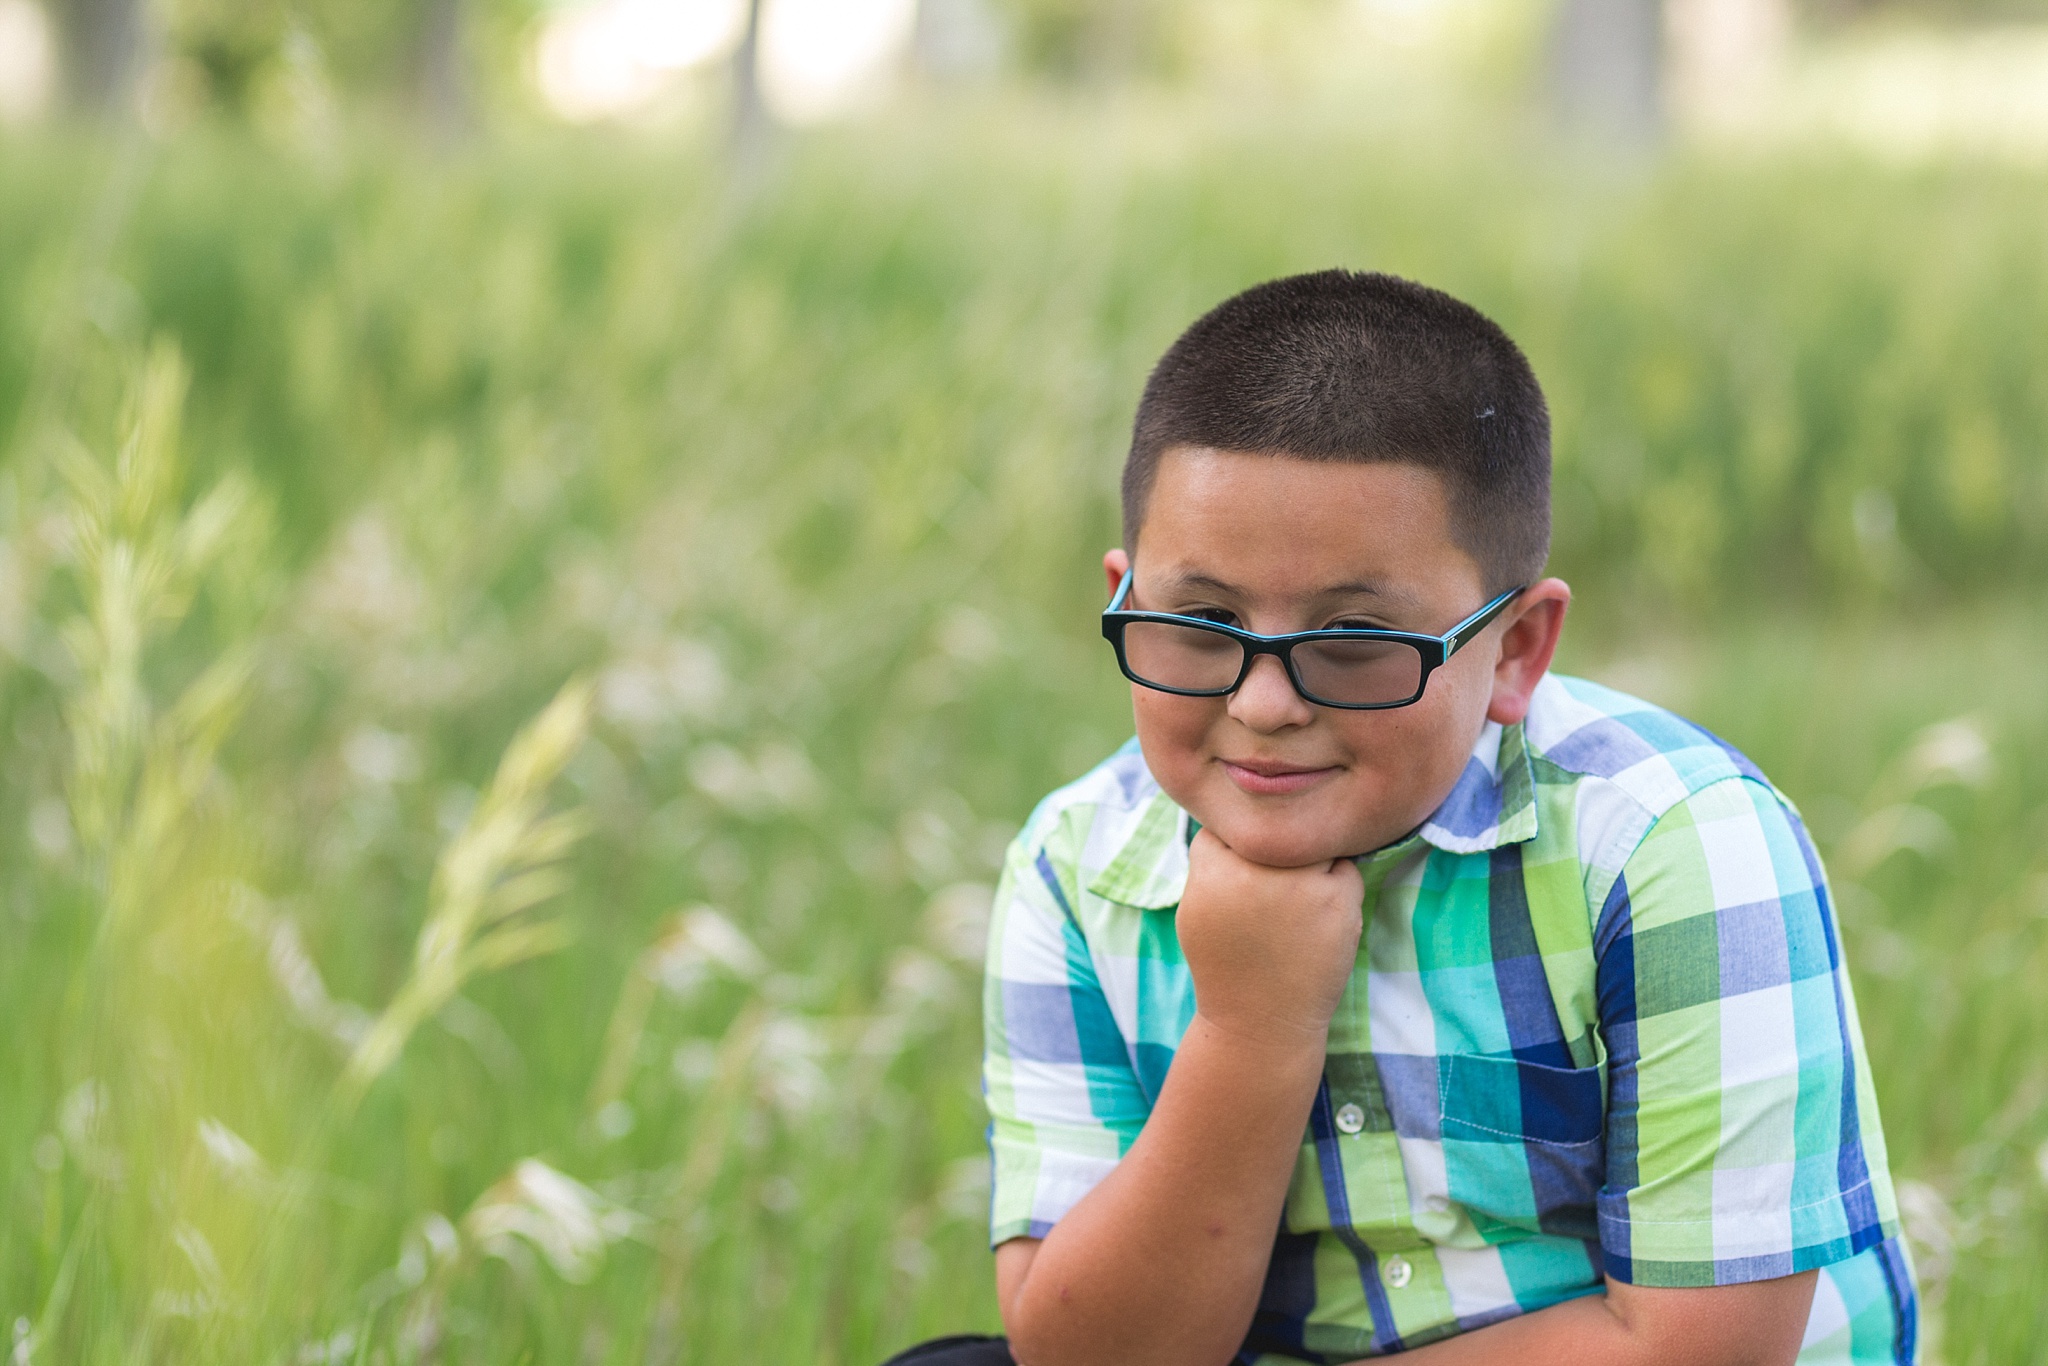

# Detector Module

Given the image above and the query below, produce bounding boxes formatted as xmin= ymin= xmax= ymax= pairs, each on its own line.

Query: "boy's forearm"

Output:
xmin=1001 ymin=1010 xmax=1329 ymax=1366
xmin=1342 ymin=1270 xmax=1818 ymax=1366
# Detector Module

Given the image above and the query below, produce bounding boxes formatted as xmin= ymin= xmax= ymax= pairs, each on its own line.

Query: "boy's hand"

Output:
xmin=1177 ymin=828 xmax=1364 ymax=1048
xmin=998 ymin=829 xmax=1363 ymax=1366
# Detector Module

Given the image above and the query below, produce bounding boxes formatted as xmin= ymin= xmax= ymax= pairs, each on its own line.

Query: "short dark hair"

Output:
xmin=1122 ymin=270 xmax=1550 ymax=591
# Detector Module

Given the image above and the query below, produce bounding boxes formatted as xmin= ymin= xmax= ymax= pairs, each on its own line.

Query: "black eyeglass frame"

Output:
xmin=1100 ymin=570 xmax=1527 ymax=711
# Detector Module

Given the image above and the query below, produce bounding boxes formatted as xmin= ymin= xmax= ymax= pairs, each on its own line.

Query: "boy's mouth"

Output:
xmin=1219 ymin=758 xmax=1340 ymax=796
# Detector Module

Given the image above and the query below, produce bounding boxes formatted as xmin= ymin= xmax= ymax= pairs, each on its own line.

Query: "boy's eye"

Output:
xmin=1328 ymin=618 xmax=1390 ymax=632
xmin=1183 ymin=608 xmax=1238 ymax=626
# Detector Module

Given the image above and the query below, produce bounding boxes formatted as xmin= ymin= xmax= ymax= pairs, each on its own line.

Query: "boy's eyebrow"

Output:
xmin=1318 ymin=580 xmax=1416 ymax=605
xmin=1158 ymin=571 xmax=1421 ymax=609
xmin=1160 ymin=571 xmax=1245 ymax=596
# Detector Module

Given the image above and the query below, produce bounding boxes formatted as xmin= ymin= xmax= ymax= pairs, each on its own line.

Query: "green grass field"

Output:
xmin=1 ymin=101 xmax=2045 ymax=1363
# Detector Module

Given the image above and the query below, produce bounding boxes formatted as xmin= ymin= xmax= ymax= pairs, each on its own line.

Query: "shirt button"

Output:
xmin=1383 ymin=1255 xmax=1412 ymax=1289
xmin=1334 ymin=1102 xmax=1366 ymax=1134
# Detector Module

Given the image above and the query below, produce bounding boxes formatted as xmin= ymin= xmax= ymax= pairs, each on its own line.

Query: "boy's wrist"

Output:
xmin=1188 ymin=1004 xmax=1333 ymax=1062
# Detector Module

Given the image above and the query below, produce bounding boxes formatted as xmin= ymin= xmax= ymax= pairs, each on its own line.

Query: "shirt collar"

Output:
xmin=1416 ymin=718 xmax=1539 ymax=854
xmin=1083 ymin=719 xmax=1539 ymax=910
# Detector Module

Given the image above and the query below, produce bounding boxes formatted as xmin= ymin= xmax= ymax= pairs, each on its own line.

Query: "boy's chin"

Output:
xmin=1193 ymin=811 xmax=1362 ymax=870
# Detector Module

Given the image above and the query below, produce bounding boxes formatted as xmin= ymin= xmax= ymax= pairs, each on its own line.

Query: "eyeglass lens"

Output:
xmin=1120 ymin=620 xmax=1425 ymax=706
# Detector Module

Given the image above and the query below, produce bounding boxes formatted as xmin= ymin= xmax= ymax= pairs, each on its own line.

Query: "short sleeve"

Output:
xmin=1592 ymin=776 xmax=1898 ymax=1287
xmin=982 ymin=812 xmax=1151 ymax=1246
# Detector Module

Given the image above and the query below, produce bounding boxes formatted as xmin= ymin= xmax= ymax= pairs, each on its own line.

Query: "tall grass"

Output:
xmin=0 ymin=106 xmax=2043 ymax=1363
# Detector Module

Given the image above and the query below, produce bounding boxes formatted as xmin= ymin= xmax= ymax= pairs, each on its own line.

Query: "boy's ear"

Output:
xmin=1486 ymin=578 xmax=1570 ymax=727
xmin=1104 ymin=549 xmax=1130 ymax=598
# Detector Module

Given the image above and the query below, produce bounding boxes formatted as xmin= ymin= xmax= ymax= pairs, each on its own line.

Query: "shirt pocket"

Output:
xmin=1436 ymin=1052 xmax=1604 ymax=1240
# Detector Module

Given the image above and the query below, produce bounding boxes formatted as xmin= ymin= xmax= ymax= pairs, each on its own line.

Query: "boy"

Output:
xmin=894 ymin=272 xmax=1913 ymax=1365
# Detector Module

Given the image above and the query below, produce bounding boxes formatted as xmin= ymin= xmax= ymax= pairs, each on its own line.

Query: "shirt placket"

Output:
xmin=1308 ymin=837 xmax=1430 ymax=1349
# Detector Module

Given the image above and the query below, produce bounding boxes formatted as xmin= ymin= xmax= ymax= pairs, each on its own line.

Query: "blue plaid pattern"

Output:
xmin=983 ymin=675 xmax=1914 ymax=1362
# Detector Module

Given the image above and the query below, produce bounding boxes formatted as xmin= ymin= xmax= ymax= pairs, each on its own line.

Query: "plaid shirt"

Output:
xmin=983 ymin=674 xmax=1915 ymax=1363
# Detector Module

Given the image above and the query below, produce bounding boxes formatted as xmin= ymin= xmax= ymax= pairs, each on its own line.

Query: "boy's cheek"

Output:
xmin=1128 ymin=692 xmax=1213 ymax=802
xmin=1128 ymin=695 xmax=1292 ymax=848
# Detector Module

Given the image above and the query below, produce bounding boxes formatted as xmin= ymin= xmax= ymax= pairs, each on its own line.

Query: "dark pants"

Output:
xmin=879 ymin=1336 xmax=1014 ymax=1365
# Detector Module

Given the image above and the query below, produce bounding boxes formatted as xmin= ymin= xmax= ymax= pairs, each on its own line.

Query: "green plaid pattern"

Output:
xmin=983 ymin=675 xmax=1914 ymax=1363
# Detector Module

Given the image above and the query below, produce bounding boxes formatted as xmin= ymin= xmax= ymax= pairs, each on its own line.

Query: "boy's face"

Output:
xmin=1112 ymin=447 xmax=1568 ymax=869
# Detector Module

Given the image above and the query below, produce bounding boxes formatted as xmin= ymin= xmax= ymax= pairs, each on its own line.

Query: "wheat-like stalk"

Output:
xmin=54 ymin=341 xmax=258 ymax=941
xmin=338 ymin=677 xmax=594 ymax=1106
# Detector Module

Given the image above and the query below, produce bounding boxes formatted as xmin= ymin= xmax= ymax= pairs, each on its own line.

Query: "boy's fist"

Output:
xmin=1176 ymin=828 xmax=1364 ymax=1048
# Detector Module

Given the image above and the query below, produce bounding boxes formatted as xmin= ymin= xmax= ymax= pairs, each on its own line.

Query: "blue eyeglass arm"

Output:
xmin=1438 ymin=586 xmax=1526 ymax=656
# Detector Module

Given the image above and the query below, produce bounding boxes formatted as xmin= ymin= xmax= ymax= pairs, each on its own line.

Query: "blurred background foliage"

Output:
xmin=1 ymin=1 xmax=2046 ymax=1363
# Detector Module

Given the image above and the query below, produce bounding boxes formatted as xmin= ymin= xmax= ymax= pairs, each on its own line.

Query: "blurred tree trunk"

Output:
xmin=50 ymin=0 xmax=145 ymax=117
xmin=415 ymin=0 xmax=468 ymax=142
xmin=1550 ymin=0 xmax=1665 ymax=145
xmin=730 ymin=0 xmax=769 ymax=184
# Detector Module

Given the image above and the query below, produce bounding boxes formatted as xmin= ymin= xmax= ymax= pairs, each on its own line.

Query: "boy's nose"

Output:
xmin=1227 ymin=653 xmax=1315 ymax=732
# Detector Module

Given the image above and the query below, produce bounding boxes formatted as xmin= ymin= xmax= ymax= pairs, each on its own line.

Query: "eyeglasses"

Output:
xmin=1101 ymin=570 xmax=1525 ymax=711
